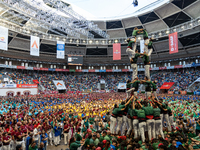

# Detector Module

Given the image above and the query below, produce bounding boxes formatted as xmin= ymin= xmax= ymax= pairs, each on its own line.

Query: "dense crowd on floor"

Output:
xmin=0 ymin=93 xmax=200 ymax=150
xmin=1 ymin=70 xmax=199 ymax=92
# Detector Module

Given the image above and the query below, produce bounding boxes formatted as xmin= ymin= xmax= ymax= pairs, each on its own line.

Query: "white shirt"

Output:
xmin=33 ymin=128 xmax=39 ymax=140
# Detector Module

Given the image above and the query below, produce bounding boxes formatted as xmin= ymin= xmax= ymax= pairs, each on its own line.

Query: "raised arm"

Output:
xmin=133 ymin=101 xmax=135 ymax=109
xmin=138 ymin=101 xmax=143 ymax=108
xmin=125 ymin=96 xmax=134 ymax=106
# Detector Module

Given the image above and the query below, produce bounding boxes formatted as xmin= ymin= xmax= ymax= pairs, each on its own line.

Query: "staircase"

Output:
xmin=32 ymin=78 xmax=45 ymax=91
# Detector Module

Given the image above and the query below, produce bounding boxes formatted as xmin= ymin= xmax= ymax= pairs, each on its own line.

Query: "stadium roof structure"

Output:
xmin=0 ymin=0 xmax=200 ymax=65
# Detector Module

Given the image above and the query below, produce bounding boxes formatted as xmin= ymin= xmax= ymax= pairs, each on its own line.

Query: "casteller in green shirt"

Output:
xmin=28 ymin=145 xmax=38 ymax=150
xmin=70 ymin=141 xmax=81 ymax=150
xmin=152 ymin=142 xmax=160 ymax=150
xmin=89 ymin=117 xmax=94 ymax=125
xmin=75 ymin=133 xmax=82 ymax=141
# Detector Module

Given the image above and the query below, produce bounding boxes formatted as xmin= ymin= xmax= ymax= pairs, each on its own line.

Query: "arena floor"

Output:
xmin=46 ymin=139 xmax=69 ymax=150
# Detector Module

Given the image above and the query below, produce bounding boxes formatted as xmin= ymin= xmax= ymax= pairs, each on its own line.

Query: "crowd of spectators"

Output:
xmin=151 ymin=70 xmax=200 ymax=91
xmin=0 ymin=70 xmax=199 ymax=92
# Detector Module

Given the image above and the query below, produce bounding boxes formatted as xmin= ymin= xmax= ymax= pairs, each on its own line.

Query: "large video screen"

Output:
xmin=68 ymin=55 xmax=83 ymax=65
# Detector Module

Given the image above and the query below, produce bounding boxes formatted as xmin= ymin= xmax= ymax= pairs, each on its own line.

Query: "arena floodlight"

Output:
xmin=89 ymin=40 xmax=92 ymax=44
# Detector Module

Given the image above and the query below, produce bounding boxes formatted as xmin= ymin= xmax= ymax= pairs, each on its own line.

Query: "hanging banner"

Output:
xmin=118 ymin=83 xmax=127 ymax=90
xmin=0 ymin=26 xmax=8 ymax=51
xmin=57 ymin=41 xmax=65 ymax=59
xmin=113 ymin=43 xmax=121 ymax=60
xmin=53 ymin=80 xmax=66 ymax=90
xmin=140 ymin=40 xmax=145 ymax=53
xmin=169 ymin=32 xmax=178 ymax=54
xmin=30 ymin=36 xmax=40 ymax=56
xmin=160 ymin=82 xmax=175 ymax=89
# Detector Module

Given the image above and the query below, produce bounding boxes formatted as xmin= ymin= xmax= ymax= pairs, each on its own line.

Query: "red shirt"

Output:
xmin=3 ymin=136 xmax=10 ymax=145
xmin=28 ymin=125 xmax=34 ymax=132
xmin=22 ymin=125 xmax=28 ymax=133
xmin=11 ymin=131 xmax=16 ymax=137
xmin=64 ymin=124 xmax=70 ymax=133
xmin=16 ymin=131 xmax=23 ymax=141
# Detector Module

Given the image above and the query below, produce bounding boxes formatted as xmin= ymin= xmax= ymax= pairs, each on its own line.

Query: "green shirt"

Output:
xmin=153 ymin=108 xmax=161 ymax=117
xmin=89 ymin=117 xmax=94 ymax=125
xmin=193 ymin=136 xmax=200 ymax=141
xmin=75 ymin=133 xmax=82 ymax=141
xmin=144 ymin=81 xmax=152 ymax=92
xmin=99 ymin=136 xmax=104 ymax=142
xmin=152 ymin=142 xmax=159 ymax=150
xmin=28 ymin=146 xmax=38 ymax=150
xmin=70 ymin=141 xmax=81 ymax=150
xmin=105 ymin=124 xmax=110 ymax=130
xmin=132 ymin=53 xmax=140 ymax=64
xmin=142 ymin=106 xmax=153 ymax=116
xmin=132 ymin=80 xmax=140 ymax=91
xmin=84 ymin=119 xmax=89 ymax=127
xmin=84 ymin=138 xmax=90 ymax=147
xmin=148 ymin=40 xmax=153 ymax=49
xmin=126 ymin=83 xmax=133 ymax=89
xmin=196 ymin=122 xmax=200 ymax=130
xmin=127 ymin=40 xmax=135 ymax=49
xmin=89 ymin=138 xmax=94 ymax=144
xmin=135 ymin=109 xmax=146 ymax=118
xmin=112 ymin=107 xmax=122 ymax=116
xmin=151 ymin=82 xmax=157 ymax=90
xmin=130 ymin=109 xmax=137 ymax=117
xmin=104 ymin=135 xmax=110 ymax=141
xmin=142 ymin=54 xmax=150 ymax=65
xmin=132 ymin=29 xmax=148 ymax=38
xmin=81 ymin=127 xmax=87 ymax=133
xmin=91 ymin=128 xmax=97 ymax=133
xmin=94 ymin=138 xmax=100 ymax=146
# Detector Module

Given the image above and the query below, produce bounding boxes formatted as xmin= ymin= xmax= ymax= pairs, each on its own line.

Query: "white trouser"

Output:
xmin=103 ymin=122 xmax=107 ymax=127
xmin=116 ymin=117 xmax=123 ymax=135
xmin=110 ymin=116 xmax=117 ymax=134
xmin=131 ymin=63 xmax=138 ymax=80
xmin=145 ymin=65 xmax=150 ymax=80
xmin=15 ymin=141 xmax=25 ymax=150
xmin=146 ymin=91 xmax=151 ymax=99
xmin=169 ymin=116 xmax=174 ymax=129
xmin=54 ymin=136 xmax=60 ymax=145
xmin=134 ymin=91 xmax=138 ymax=97
xmin=64 ymin=133 xmax=69 ymax=145
xmin=121 ymin=116 xmax=128 ymax=135
xmin=133 ymin=119 xmax=139 ymax=139
xmin=10 ymin=140 xmax=15 ymax=150
xmin=49 ymin=130 xmax=54 ymax=145
xmin=155 ymin=119 xmax=164 ymax=139
xmin=126 ymin=43 xmax=136 ymax=60
xmin=160 ymin=114 xmax=163 ymax=127
xmin=164 ymin=114 xmax=171 ymax=132
xmin=145 ymin=39 xmax=149 ymax=47
xmin=2 ymin=145 xmax=10 ymax=150
xmin=126 ymin=88 xmax=135 ymax=98
xmin=146 ymin=119 xmax=155 ymax=140
xmin=139 ymin=122 xmax=146 ymax=142
xmin=127 ymin=118 xmax=132 ymax=135
xmin=153 ymin=91 xmax=158 ymax=99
